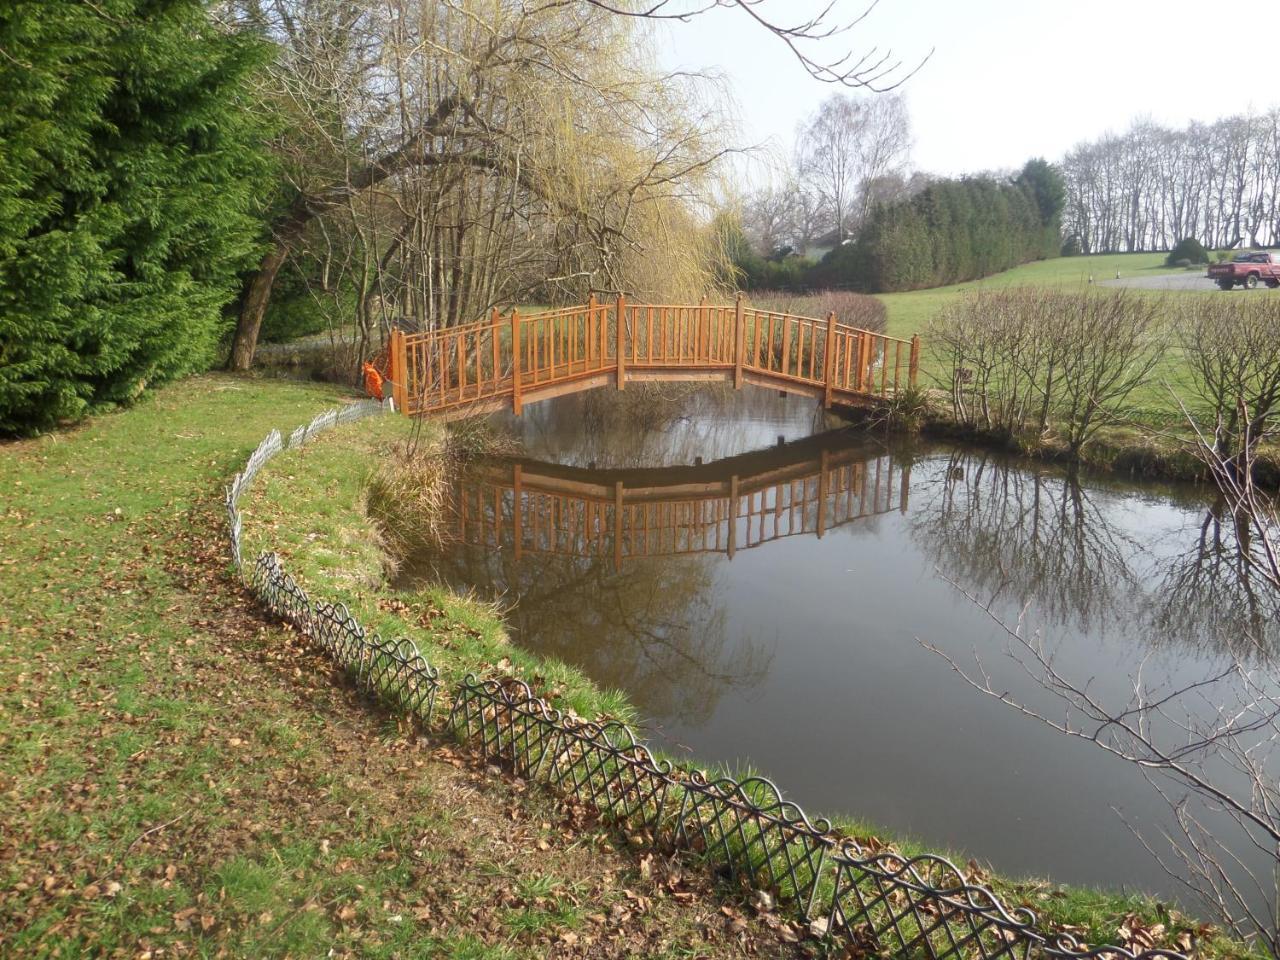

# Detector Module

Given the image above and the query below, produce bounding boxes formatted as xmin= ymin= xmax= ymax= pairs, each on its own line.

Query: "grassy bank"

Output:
xmin=0 ymin=375 xmax=810 ymax=959
xmin=241 ymin=399 xmax=1255 ymax=958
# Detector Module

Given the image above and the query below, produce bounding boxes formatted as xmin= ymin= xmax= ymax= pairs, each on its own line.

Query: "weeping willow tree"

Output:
xmin=224 ymin=0 xmax=736 ymax=369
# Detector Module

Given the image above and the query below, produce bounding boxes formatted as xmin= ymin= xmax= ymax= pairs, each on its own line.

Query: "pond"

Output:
xmin=397 ymin=386 xmax=1280 ymax=907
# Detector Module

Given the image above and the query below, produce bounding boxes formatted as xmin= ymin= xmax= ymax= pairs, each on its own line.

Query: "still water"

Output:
xmin=400 ymin=387 xmax=1280 ymax=905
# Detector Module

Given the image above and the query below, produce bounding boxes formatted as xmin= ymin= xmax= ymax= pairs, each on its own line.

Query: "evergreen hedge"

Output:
xmin=0 ymin=0 xmax=271 ymax=434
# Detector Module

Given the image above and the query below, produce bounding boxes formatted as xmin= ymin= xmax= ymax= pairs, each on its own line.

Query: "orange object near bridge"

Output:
xmin=362 ymin=361 xmax=386 ymax=401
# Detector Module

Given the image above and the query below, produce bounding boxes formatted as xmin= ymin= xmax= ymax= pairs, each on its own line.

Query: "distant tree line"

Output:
xmin=1062 ymin=113 xmax=1280 ymax=254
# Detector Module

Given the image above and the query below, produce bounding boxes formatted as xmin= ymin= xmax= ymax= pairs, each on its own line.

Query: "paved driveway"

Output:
xmin=1098 ymin=271 xmax=1222 ymax=292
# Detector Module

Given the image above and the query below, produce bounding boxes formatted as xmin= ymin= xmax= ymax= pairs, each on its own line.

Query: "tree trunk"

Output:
xmin=228 ymin=241 xmax=289 ymax=371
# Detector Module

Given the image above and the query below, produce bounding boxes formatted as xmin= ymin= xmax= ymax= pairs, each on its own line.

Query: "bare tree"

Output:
xmin=796 ymin=91 xmax=911 ymax=242
xmin=1062 ymin=110 xmax=1280 ymax=254
xmin=578 ymin=0 xmax=930 ymax=90
xmin=222 ymin=0 xmax=737 ymax=370
xmin=1174 ymin=296 xmax=1280 ymax=461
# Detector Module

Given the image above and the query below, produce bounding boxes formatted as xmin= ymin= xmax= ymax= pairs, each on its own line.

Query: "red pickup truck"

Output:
xmin=1207 ymin=251 xmax=1280 ymax=290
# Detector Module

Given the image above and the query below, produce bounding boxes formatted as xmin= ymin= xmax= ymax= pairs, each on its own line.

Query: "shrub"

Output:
xmin=1166 ymin=238 xmax=1209 ymax=267
xmin=1172 ymin=295 xmax=1280 ymax=458
xmin=747 ymin=289 xmax=886 ymax=333
xmin=1060 ymin=235 xmax=1084 ymax=257
xmin=928 ymin=288 xmax=1164 ymax=454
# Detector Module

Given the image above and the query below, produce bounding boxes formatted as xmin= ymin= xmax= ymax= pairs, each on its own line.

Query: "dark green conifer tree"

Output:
xmin=0 ymin=0 xmax=270 ymax=434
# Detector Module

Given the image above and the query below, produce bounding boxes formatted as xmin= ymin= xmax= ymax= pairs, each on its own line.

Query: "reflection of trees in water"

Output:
xmin=1143 ymin=506 xmax=1279 ymax=660
xmin=911 ymin=449 xmax=1279 ymax=658
xmin=406 ymin=535 xmax=772 ymax=726
xmin=910 ymin=449 xmax=1141 ymax=633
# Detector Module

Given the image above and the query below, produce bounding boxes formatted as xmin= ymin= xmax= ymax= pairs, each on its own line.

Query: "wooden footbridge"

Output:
xmin=387 ymin=295 xmax=919 ymax=418
xmin=443 ymin=433 xmax=909 ymax=569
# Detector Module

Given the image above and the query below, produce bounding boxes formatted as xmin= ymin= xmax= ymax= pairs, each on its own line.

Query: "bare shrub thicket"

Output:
xmin=1173 ymin=296 xmax=1280 ymax=460
xmin=748 ymin=289 xmax=886 ymax=332
xmin=929 ymin=288 xmax=1164 ymax=454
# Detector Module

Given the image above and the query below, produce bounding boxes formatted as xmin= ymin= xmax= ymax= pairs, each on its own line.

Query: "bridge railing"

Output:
xmin=389 ymin=296 xmax=920 ymax=417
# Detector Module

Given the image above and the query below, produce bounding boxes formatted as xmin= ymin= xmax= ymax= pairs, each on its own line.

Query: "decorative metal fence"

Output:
xmin=223 ymin=403 xmax=1192 ymax=960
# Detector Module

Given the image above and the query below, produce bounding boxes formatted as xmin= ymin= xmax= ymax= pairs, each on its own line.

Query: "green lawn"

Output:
xmin=879 ymin=251 xmax=1188 ymax=338
xmin=0 ymin=375 xmax=806 ymax=959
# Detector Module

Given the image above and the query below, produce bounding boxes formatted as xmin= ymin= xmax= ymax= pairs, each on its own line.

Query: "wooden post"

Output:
xmin=823 ymin=310 xmax=838 ymax=409
xmin=389 ymin=329 xmax=408 ymax=413
xmin=909 ymin=333 xmax=921 ymax=388
xmin=511 ymin=308 xmax=522 ymax=415
xmin=587 ymin=293 xmax=597 ymax=367
xmin=615 ymin=293 xmax=626 ymax=391
xmin=733 ymin=293 xmax=745 ymax=388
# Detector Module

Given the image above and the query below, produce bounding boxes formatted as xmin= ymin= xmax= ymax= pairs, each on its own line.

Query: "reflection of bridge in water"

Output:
xmin=447 ymin=432 xmax=910 ymax=568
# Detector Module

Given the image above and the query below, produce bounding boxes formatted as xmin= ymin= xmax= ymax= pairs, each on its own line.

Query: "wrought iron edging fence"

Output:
xmin=223 ymin=402 xmax=1191 ymax=960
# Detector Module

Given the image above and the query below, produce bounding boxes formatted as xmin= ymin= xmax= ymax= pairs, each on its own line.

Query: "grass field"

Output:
xmin=878 ymin=252 xmax=1187 ymax=339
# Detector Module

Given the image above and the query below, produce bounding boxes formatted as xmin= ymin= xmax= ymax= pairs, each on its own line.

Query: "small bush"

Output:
xmin=1060 ymin=235 xmax=1083 ymax=257
xmin=1166 ymin=238 xmax=1209 ymax=266
xmin=747 ymin=289 xmax=886 ymax=333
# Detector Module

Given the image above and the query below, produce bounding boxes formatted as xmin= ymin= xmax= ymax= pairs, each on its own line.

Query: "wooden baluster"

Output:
xmin=780 ymin=316 xmax=793 ymax=377
xmin=646 ymin=306 xmax=655 ymax=363
xmin=698 ymin=295 xmax=707 ymax=364
xmin=766 ymin=313 xmax=777 ymax=371
xmin=615 ymin=293 xmax=626 ymax=390
xmin=586 ymin=294 xmax=597 ymax=368
xmin=490 ymin=308 xmax=500 ymax=393
xmin=734 ymin=294 xmax=746 ymax=388
xmin=881 ymin=337 xmax=889 ymax=395
xmin=510 ymin=309 xmax=522 ymax=415
xmin=823 ymin=311 xmax=837 ymax=408
xmin=795 ymin=318 xmax=805 ymax=380
xmin=457 ymin=331 xmax=466 ymax=400
xmin=545 ymin=313 xmax=554 ymax=381
xmin=842 ymin=331 xmax=853 ymax=390
xmin=909 ymin=333 xmax=920 ymax=388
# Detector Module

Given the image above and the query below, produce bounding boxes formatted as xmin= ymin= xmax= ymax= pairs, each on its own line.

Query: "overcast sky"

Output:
xmin=656 ymin=0 xmax=1279 ymax=183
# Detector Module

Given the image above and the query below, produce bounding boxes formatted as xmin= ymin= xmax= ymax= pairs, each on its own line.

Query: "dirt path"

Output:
xmin=0 ymin=377 xmax=806 ymax=959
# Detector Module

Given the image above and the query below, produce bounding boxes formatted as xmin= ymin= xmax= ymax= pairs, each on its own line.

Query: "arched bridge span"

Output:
xmin=388 ymin=297 xmax=919 ymax=420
